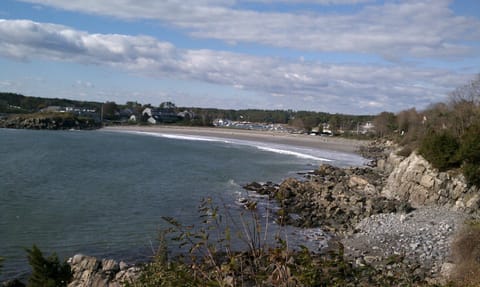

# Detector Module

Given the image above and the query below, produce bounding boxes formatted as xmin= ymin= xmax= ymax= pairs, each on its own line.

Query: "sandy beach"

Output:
xmin=102 ymin=125 xmax=369 ymax=154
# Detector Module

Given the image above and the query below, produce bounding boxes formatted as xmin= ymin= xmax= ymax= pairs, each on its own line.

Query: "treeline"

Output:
xmin=0 ymin=92 xmax=101 ymax=114
xmin=0 ymin=93 xmax=374 ymax=133
xmin=372 ymin=75 xmax=480 ymax=187
xmin=177 ymin=107 xmax=373 ymax=132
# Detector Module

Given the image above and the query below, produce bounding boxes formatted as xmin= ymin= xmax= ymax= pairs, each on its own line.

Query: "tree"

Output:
xmin=102 ymin=101 xmax=118 ymax=120
xmin=327 ymin=115 xmax=341 ymax=134
xmin=448 ymin=74 xmax=480 ymax=136
xmin=396 ymin=108 xmax=420 ymax=134
xmin=373 ymin=111 xmax=397 ymax=137
xmin=26 ymin=245 xmax=72 ymax=287
xmin=459 ymin=123 xmax=480 ymax=187
xmin=418 ymin=131 xmax=461 ymax=172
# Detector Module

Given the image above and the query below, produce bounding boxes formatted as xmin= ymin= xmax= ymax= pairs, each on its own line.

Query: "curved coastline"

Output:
xmin=101 ymin=125 xmax=369 ymax=155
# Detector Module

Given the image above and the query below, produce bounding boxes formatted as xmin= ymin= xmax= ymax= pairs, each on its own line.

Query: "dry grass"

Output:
xmin=450 ymin=220 xmax=480 ymax=287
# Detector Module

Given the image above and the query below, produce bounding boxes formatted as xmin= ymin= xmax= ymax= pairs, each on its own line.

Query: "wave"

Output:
xmin=110 ymin=130 xmax=335 ymax=162
xmin=255 ymin=146 xmax=331 ymax=162
xmin=123 ymin=131 xmax=231 ymax=143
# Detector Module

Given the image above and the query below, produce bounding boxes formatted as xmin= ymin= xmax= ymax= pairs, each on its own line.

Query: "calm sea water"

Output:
xmin=0 ymin=128 xmax=365 ymax=280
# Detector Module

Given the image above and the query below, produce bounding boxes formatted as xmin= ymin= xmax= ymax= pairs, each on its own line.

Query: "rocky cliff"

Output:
xmin=379 ymin=151 xmax=480 ymax=213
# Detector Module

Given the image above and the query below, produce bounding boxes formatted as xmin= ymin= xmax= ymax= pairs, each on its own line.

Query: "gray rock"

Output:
xmin=68 ymin=255 xmax=140 ymax=287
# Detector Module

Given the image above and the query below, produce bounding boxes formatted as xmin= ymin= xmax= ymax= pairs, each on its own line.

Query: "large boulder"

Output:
xmin=381 ymin=151 xmax=479 ymax=212
xmin=67 ymin=255 xmax=140 ymax=287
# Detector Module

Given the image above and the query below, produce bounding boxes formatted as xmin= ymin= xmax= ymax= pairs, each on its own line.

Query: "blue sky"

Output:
xmin=0 ymin=0 xmax=479 ymax=114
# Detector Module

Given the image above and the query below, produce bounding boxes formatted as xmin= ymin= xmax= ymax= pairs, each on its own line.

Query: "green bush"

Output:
xmin=26 ymin=245 xmax=72 ymax=287
xmin=418 ymin=131 xmax=461 ymax=172
xmin=462 ymin=163 xmax=480 ymax=188
xmin=459 ymin=124 xmax=480 ymax=187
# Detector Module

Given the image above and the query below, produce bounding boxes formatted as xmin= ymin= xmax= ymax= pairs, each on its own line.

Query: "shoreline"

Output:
xmin=102 ymin=125 xmax=369 ymax=154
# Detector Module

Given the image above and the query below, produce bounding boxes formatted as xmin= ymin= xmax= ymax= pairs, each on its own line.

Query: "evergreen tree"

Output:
xmin=26 ymin=245 xmax=72 ymax=287
xmin=418 ymin=130 xmax=461 ymax=172
xmin=459 ymin=123 xmax=480 ymax=187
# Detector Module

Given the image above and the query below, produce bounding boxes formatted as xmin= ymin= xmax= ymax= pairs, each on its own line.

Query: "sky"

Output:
xmin=0 ymin=0 xmax=479 ymax=115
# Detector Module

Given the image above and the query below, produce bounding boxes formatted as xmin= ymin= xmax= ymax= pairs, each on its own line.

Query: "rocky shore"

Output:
xmin=243 ymin=140 xmax=479 ymax=282
xmin=0 ymin=114 xmax=100 ymax=130
xmin=66 ymin=255 xmax=140 ymax=287
xmin=244 ymin=164 xmax=412 ymax=233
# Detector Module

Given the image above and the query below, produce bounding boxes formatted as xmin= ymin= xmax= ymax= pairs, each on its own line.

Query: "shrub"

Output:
xmin=396 ymin=145 xmax=413 ymax=157
xmin=459 ymin=123 xmax=480 ymax=187
xmin=462 ymin=163 xmax=480 ymax=188
xmin=450 ymin=220 xmax=480 ymax=286
xmin=418 ymin=131 xmax=461 ymax=171
xmin=26 ymin=245 xmax=72 ymax=287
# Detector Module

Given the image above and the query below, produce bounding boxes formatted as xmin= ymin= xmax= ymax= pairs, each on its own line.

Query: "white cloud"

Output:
xmin=243 ymin=0 xmax=373 ymax=4
xmin=17 ymin=0 xmax=480 ymax=59
xmin=74 ymin=80 xmax=94 ymax=88
xmin=0 ymin=18 xmax=475 ymax=114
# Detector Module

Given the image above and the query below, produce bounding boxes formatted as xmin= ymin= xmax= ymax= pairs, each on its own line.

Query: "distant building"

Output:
xmin=40 ymin=106 xmax=65 ymax=113
xmin=142 ymin=107 xmax=179 ymax=124
xmin=360 ymin=122 xmax=375 ymax=134
xmin=213 ymin=118 xmax=230 ymax=127
xmin=177 ymin=110 xmax=194 ymax=120
xmin=321 ymin=123 xmax=333 ymax=136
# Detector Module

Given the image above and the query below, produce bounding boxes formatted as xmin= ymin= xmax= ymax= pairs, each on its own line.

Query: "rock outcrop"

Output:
xmin=380 ymin=151 xmax=480 ymax=213
xmin=243 ymin=145 xmax=480 ymax=282
xmin=244 ymin=164 xmax=412 ymax=233
xmin=67 ymin=255 xmax=140 ymax=287
xmin=0 ymin=114 xmax=99 ymax=130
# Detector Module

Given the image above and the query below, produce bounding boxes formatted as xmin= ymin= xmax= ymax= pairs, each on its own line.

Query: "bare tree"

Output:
xmin=397 ymin=108 xmax=420 ymax=134
xmin=449 ymin=74 xmax=480 ymax=104
xmin=448 ymin=74 xmax=480 ymax=136
xmin=373 ymin=111 xmax=396 ymax=137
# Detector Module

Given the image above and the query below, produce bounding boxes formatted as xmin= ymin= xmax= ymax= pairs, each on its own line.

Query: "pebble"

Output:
xmin=342 ymin=206 xmax=467 ymax=277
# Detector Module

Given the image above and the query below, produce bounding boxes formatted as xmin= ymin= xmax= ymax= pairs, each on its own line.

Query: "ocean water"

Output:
xmin=0 ymin=128 xmax=365 ymax=281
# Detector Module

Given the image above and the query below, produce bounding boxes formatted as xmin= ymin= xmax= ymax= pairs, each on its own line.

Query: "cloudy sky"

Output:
xmin=0 ymin=0 xmax=479 ymax=114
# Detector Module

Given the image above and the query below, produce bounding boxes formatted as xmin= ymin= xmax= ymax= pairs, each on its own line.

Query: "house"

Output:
xmin=177 ymin=110 xmax=194 ymax=120
xmin=321 ymin=123 xmax=333 ymax=136
xmin=40 ymin=106 xmax=66 ymax=113
xmin=360 ymin=122 xmax=375 ymax=134
xmin=142 ymin=107 xmax=179 ymax=124
xmin=213 ymin=118 xmax=230 ymax=127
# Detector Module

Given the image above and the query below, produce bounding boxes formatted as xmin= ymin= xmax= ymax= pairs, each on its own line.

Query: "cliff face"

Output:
xmin=379 ymin=151 xmax=480 ymax=213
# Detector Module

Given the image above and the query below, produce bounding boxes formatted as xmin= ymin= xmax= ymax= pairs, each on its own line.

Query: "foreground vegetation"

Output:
xmin=130 ymin=199 xmax=431 ymax=287
xmin=1 ymin=201 xmax=479 ymax=286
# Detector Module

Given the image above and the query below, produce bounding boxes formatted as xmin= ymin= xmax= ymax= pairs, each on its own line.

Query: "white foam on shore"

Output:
xmin=124 ymin=131 xmax=231 ymax=143
xmin=108 ymin=130 xmax=340 ymax=163
xmin=255 ymin=146 xmax=331 ymax=161
xmin=160 ymin=133 xmax=232 ymax=143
